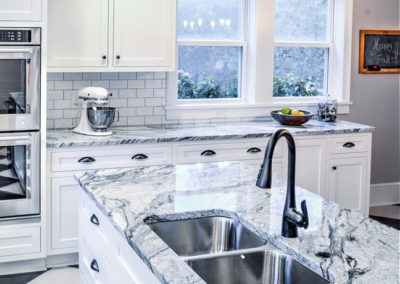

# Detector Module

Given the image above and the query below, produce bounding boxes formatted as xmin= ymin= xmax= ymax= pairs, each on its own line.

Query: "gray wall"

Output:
xmin=340 ymin=0 xmax=400 ymax=184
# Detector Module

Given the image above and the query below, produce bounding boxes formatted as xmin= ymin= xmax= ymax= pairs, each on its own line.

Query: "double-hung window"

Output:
xmin=172 ymin=0 xmax=246 ymax=103
xmin=273 ymin=0 xmax=333 ymax=99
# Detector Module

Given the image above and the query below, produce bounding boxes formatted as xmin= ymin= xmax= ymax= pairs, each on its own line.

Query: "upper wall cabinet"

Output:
xmin=0 ymin=0 xmax=42 ymax=21
xmin=48 ymin=0 xmax=109 ymax=68
xmin=48 ymin=0 xmax=177 ymax=72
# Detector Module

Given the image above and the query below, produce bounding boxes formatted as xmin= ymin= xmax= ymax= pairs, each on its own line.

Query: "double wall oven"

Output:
xmin=0 ymin=28 xmax=41 ymax=219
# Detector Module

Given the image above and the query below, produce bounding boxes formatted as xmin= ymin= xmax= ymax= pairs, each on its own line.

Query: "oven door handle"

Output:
xmin=0 ymin=135 xmax=31 ymax=141
xmin=0 ymin=48 xmax=33 ymax=54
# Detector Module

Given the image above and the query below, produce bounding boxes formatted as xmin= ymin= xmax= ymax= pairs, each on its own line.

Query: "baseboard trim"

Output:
xmin=370 ymin=182 xmax=400 ymax=207
xmin=0 ymin=258 xmax=46 ymax=276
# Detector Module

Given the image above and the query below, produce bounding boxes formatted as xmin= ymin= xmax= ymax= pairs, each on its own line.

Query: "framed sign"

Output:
xmin=359 ymin=30 xmax=400 ymax=74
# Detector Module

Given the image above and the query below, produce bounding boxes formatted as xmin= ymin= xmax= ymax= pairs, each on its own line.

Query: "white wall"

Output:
xmin=340 ymin=0 xmax=400 ymax=185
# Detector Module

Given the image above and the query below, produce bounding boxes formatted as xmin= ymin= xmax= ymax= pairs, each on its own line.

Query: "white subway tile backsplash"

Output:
xmin=136 ymin=107 xmax=153 ymax=116
xmin=64 ymin=72 xmax=83 ymax=80
xmin=82 ymin=72 xmax=101 ymax=80
xmin=54 ymin=81 xmax=73 ymax=90
xmin=91 ymin=80 xmax=110 ymax=89
xmin=128 ymin=80 xmax=145 ymax=89
xmin=110 ymin=80 xmax=128 ymax=89
xmin=145 ymin=80 xmax=163 ymax=89
xmin=101 ymin=73 xmax=119 ymax=80
xmin=137 ymin=72 xmax=154 ymax=80
xmin=137 ymin=88 xmax=153 ymax=97
xmin=73 ymin=80 xmax=92 ymax=90
xmin=47 ymin=72 xmax=257 ymax=130
xmin=128 ymin=98 xmax=145 ymax=107
xmin=118 ymin=72 xmax=137 ymax=80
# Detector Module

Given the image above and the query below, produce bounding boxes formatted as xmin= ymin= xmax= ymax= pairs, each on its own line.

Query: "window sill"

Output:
xmin=165 ymin=101 xmax=352 ymax=120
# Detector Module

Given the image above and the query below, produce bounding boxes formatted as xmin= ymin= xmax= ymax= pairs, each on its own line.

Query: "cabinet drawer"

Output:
xmin=80 ymin=236 xmax=121 ymax=284
xmin=177 ymin=140 xmax=280 ymax=164
xmin=329 ymin=136 xmax=369 ymax=154
xmin=51 ymin=145 xmax=173 ymax=172
xmin=0 ymin=227 xmax=40 ymax=257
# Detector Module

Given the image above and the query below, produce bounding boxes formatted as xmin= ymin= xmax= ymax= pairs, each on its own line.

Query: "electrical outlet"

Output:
xmin=72 ymin=93 xmax=80 ymax=106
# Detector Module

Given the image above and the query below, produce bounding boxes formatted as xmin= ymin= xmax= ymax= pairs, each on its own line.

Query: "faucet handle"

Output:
xmin=301 ymin=200 xmax=309 ymax=229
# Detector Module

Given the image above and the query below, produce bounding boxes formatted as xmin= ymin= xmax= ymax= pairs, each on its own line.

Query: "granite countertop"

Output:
xmin=47 ymin=120 xmax=374 ymax=148
xmin=75 ymin=161 xmax=399 ymax=284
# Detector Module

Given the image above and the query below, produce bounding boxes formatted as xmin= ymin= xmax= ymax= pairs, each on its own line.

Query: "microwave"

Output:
xmin=0 ymin=28 xmax=41 ymax=132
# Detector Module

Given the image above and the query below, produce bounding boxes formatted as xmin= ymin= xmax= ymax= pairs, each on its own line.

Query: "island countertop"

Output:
xmin=48 ymin=120 xmax=374 ymax=148
xmin=75 ymin=161 xmax=399 ymax=284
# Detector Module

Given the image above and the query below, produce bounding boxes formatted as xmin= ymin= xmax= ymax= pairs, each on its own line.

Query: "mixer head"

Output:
xmin=78 ymin=87 xmax=110 ymax=105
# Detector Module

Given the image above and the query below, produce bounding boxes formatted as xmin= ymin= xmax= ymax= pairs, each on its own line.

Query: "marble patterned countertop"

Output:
xmin=75 ymin=161 xmax=399 ymax=284
xmin=47 ymin=120 xmax=374 ymax=148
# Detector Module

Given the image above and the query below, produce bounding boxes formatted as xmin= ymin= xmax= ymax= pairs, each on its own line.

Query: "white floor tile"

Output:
xmin=28 ymin=267 xmax=78 ymax=284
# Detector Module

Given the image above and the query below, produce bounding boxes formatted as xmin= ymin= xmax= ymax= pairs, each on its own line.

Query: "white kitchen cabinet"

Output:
xmin=0 ymin=0 xmax=42 ymax=21
xmin=79 ymin=191 xmax=161 ymax=283
xmin=48 ymin=0 xmax=177 ymax=72
xmin=47 ymin=133 xmax=372 ymax=258
xmin=113 ymin=0 xmax=176 ymax=68
xmin=50 ymin=177 xmax=79 ymax=252
xmin=328 ymin=156 xmax=368 ymax=214
xmin=293 ymin=138 xmax=327 ymax=198
xmin=48 ymin=0 xmax=108 ymax=68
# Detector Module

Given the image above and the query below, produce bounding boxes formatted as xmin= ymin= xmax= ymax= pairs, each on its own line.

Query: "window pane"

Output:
xmin=177 ymin=0 xmax=242 ymax=40
xmin=178 ymin=46 xmax=241 ymax=99
xmin=274 ymin=0 xmax=328 ymax=42
xmin=273 ymin=47 xmax=328 ymax=97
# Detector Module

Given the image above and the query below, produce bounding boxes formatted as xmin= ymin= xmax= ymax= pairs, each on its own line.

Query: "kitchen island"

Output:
xmin=75 ymin=161 xmax=399 ymax=284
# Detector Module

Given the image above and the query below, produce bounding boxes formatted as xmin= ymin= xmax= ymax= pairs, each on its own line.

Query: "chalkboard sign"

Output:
xmin=359 ymin=30 xmax=400 ymax=74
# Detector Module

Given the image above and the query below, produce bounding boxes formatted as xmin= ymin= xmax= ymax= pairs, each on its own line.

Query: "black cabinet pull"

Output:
xmin=201 ymin=150 xmax=216 ymax=157
xmin=332 ymin=166 xmax=337 ymax=170
xmin=132 ymin=154 xmax=148 ymax=160
xmin=116 ymin=55 xmax=121 ymax=60
xmin=247 ymin=147 xmax=261 ymax=154
xmin=102 ymin=55 xmax=107 ymax=60
xmin=90 ymin=214 xmax=100 ymax=226
xmin=78 ymin=157 xmax=96 ymax=164
xmin=90 ymin=259 xmax=99 ymax=272
xmin=343 ymin=142 xmax=356 ymax=148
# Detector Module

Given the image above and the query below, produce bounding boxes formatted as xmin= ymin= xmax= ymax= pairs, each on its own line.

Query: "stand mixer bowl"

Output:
xmin=87 ymin=106 xmax=116 ymax=132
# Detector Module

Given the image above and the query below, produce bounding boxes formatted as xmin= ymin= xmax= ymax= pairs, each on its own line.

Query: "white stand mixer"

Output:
xmin=73 ymin=87 xmax=114 ymax=136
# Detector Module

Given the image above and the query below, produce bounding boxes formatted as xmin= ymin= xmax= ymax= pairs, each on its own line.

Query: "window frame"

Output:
xmin=166 ymin=0 xmax=354 ymax=121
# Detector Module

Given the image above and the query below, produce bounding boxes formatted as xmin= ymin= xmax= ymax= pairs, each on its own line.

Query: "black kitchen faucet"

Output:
xmin=256 ymin=129 xmax=309 ymax=238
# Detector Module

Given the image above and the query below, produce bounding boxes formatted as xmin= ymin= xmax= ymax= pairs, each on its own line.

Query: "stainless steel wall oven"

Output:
xmin=0 ymin=28 xmax=40 ymax=132
xmin=0 ymin=27 xmax=41 ymax=219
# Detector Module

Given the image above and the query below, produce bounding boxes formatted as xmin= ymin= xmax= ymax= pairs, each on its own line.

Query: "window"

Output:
xmin=176 ymin=0 xmax=246 ymax=101
xmin=167 ymin=0 xmax=352 ymax=119
xmin=273 ymin=0 xmax=332 ymax=98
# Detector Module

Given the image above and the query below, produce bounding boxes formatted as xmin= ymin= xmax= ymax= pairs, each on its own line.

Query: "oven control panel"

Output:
xmin=0 ymin=30 xmax=31 ymax=42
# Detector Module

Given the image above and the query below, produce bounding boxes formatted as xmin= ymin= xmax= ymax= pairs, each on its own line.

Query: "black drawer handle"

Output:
xmin=332 ymin=166 xmax=337 ymax=170
xmin=90 ymin=214 xmax=99 ymax=226
xmin=132 ymin=154 xmax=148 ymax=160
xmin=343 ymin=142 xmax=356 ymax=148
xmin=90 ymin=259 xmax=99 ymax=272
xmin=247 ymin=147 xmax=261 ymax=154
xmin=78 ymin=157 xmax=96 ymax=164
xmin=201 ymin=150 xmax=216 ymax=157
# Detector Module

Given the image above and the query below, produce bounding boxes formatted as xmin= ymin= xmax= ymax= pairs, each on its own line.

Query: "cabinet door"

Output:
xmin=48 ymin=0 xmax=109 ymax=68
xmin=295 ymin=139 xmax=327 ymax=197
xmin=51 ymin=176 xmax=79 ymax=252
xmin=113 ymin=0 xmax=176 ymax=69
xmin=328 ymin=157 xmax=368 ymax=214
xmin=0 ymin=0 xmax=41 ymax=21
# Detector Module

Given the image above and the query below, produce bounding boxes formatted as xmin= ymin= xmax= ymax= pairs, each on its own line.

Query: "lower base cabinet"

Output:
xmin=79 ymin=191 xmax=160 ymax=284
xmin=48 ymin=133 xmax=372 ymax=257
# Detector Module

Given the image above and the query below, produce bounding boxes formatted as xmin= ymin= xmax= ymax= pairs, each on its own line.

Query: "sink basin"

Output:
xmin=145 ymin=216 xmax=265 ymax=256
xmin=187 ymin=249 xmax=329 ymax=284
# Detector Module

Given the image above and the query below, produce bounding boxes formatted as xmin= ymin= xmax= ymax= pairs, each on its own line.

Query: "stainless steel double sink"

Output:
xmin=145 ymin=216 xmax=329 ymax=284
